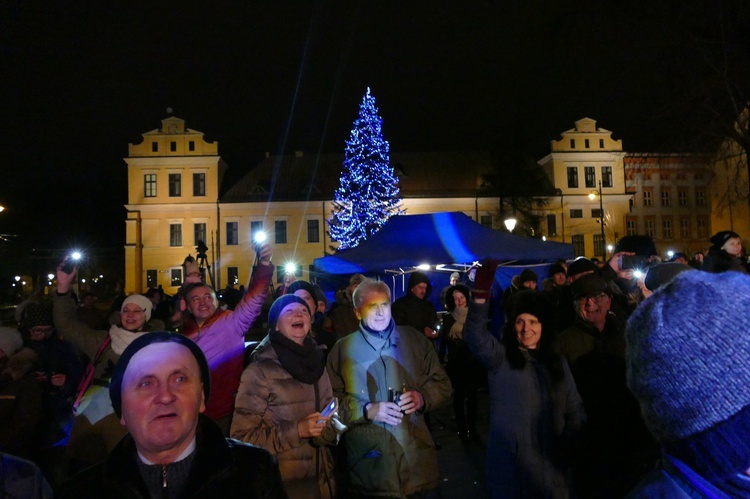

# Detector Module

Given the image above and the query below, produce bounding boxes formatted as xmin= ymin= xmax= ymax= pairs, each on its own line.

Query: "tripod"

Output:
xmin=195 ymin=241 xmax=215 ymax=289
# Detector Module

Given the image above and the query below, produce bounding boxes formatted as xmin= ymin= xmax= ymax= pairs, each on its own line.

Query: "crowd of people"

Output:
xmin=1 ymin=229 xmax=750 ymax=498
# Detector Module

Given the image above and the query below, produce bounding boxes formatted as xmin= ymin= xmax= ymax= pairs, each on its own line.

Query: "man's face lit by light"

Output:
xmin=411 ymin=282 xmax=428 ymax=300
xmin=355 ymin=290 xmax=392 ymax=332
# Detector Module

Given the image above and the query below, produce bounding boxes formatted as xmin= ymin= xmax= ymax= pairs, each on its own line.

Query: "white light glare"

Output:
xmin=71 ymin=251 xmax=82 ymax=260
xmin=416 ymin=263 xmax=430 ymax=270
xmin=253 ymin=231 xmax=267 ymax=244
xmin=285 ymin=263 xmax=296 ymax=274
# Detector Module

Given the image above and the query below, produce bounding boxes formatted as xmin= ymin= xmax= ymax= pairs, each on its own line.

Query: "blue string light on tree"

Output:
xmin=328 ymin=87 xmax=403 ymax=250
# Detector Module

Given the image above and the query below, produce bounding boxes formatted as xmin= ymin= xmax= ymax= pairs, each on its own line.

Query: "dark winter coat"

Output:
xmin=392 ymin=273 xmax=438 ymax=333
xmin=557 ymin=314 xmax=656 ymax=496
xmin=464 ymin=301 xmax=586 ymax=499
xmin=57 ymin=415 xmax=287 ymax=499
xmin=703 ymin=247 xmax=748 ymax=274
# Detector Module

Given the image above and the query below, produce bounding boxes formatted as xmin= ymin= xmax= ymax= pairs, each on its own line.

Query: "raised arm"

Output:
xmin=463 ymin=259 xmax=506 ymax=370
xmin=230 ymin=243 xmax=274 ymax=336
xmin=53 ymin=264 xmax=107 ymax=359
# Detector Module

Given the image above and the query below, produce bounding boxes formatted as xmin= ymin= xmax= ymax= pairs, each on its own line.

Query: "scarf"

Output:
xmin=269 ymin=330 xmax=325 ymax=384
xmin=109 ymin=325 xmax=149 ymax=356
xmin=449 ymin=307 xmax=468 ymax=340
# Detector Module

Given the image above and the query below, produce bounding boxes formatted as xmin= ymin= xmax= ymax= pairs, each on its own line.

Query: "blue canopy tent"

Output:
xmin=314 ymin=212 xmax=574 ymax=274
xmin=314 ymin=212 xmax=575 ymax=337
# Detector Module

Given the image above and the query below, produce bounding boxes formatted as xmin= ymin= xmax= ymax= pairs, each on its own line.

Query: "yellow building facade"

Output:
xmin=124 ymin=117 xmax=501 ymax=295
xmin=537 ymin=118 xmax=632 ymax=258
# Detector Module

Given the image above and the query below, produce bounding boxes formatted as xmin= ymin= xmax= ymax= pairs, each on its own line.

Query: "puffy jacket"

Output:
xmin=181 ymin=263 xmax=273 ymax=420
xmin=231 ymin=335 xmax=336 ymax=498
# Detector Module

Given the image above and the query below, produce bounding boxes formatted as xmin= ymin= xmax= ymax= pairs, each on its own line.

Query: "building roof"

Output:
xmin=220 ymin=150 xmax=498 ymax=202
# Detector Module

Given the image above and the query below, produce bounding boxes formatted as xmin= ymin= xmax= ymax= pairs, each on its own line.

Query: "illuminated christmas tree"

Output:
xmin=328 ymin=87 xmax=402 ymax=250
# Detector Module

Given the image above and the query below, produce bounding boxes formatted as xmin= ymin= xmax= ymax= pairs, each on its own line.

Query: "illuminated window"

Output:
xmin=194 ymin=223 xmax=206 ymax=246
xmin=680 ymin=219 xmax=690 ymax=238
xmin=661 ymin=190 xmax=670 ymax=207
xmin=169 ymin=174 xmax=181 ymax=197
xmin=662 ymin=219 xmax=672 ymax=239
xmin=275 ymin=221 xmax=287 ymax=244
xmin=644 ymin=219 xmax=655 ymax=238
xmin=547 ymin=214 xmax=557 ymax=236
xmin=567 ymin=167 xmax=579 ymax=188
xmin=146 ymin=269 xmax=157 ymax=288
xmin=697 ymin=218 xmax=707 ymax=238
xmin=169 ymin=224 xmax=182 ymax=247
xmin=170 ymin=268 xmax=183 ymax=287
xmin=226 ymin=222 xmax=238 ymax=246
xmin=307 ymin=219 xmax=320 ymax=243
xmin=696 ymin=190 xmax=706 ymax=206
xmin=643 ymin=191 xmax=653 ymax=207
xmin=593 ymin=234 xmax=605 ymax=257
xmin=144 ymin=174 xmax=156 ymax=197
xmin=678 ymin=190 xmax=688 ymax=206
xmin=585 ymin=167 xmax=596 ymax=188
xmin=572 ymin=235 xmax=585 ymax=256
xmin=193 ymin=173 xmax=205 ymax=196
xmin=227 ymin=267 xmax=239 ymax=285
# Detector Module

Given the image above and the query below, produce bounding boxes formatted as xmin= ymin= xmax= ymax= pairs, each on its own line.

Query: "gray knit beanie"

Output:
xmin=626 ymin=270 xmax=750 ymax=480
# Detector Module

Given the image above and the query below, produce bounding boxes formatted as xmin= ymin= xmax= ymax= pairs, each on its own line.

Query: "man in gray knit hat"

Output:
xmin=627 ymin=270 xmax=750 ymax=496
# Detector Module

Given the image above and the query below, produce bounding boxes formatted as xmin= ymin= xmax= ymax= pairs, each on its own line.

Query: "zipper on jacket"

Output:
xmin=162 ymin=464 xmax=168 ymax=499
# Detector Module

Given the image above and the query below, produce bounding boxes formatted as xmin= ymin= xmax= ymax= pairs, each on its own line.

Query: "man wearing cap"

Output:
xmin=558 ymin=274 xmax=655 ymax=497
xmin=58 ymin=331 xmax=287 ymax=498
xmin=180 ymin=243 xmax=274 ymax=434
xmin=392 ymin=271 xmax=439 ymax=341
xmin=55 ymin=266 xmax=163 ymax=472
xmin=627 ymin=271 xmax=750 ymax=496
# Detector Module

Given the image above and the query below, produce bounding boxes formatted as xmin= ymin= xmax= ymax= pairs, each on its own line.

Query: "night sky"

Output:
xmin=1 ymin=1 xmax=746 ymax=249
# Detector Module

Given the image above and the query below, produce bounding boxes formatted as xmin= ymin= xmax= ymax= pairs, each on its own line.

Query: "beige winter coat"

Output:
xmin=231 ymin=335 xmax=336 ymax=498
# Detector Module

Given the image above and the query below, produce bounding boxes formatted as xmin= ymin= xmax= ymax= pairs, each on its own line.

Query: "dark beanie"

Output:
xmin=570 ymin=274 xmax=608 ymax=299
xmin=643 ymin=262 xmax=695 ymax=292
xmin=709 ymin=230 xmax=741 ymax=250
xmin=21 ymin=302 xmax=53 ymax=329
xmin=626 ymin=271 xmax=750 ymax=482
xmin=548 ymin=263 xmax=566 ymax=278
xmin=506 ymin=290 xmax=553 ymax=327
xmin=286 ymin=280 xmax=316 ymax=300
xmin=567 ymin=257 xmax=598 ymax=278
xmin=615 ymin=234 xmax=657 ymax=256
xmin=109 ymin=331 xmax=210 ymax=419
xmin=268 ymin=295 xmax=310 ymax=331
xmin=519 ymin=269 xmax=538 ymax=284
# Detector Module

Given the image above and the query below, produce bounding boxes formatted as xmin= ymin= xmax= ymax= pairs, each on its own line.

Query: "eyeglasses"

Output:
xmin=577 ymin=293 xmax=608 ymax=304
xmin=29 ymin=326 xmax=54 ymax=335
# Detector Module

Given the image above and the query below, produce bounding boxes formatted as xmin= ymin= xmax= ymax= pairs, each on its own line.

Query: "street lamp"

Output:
xmin=588 ymin=180 xmax=606 ymax=258
xmin=504 ymin=217 xmax=517 ymax=233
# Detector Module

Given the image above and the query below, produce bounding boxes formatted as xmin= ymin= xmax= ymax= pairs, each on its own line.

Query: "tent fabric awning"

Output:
xmin=314 ymin=212 xmax=574 ymax=274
